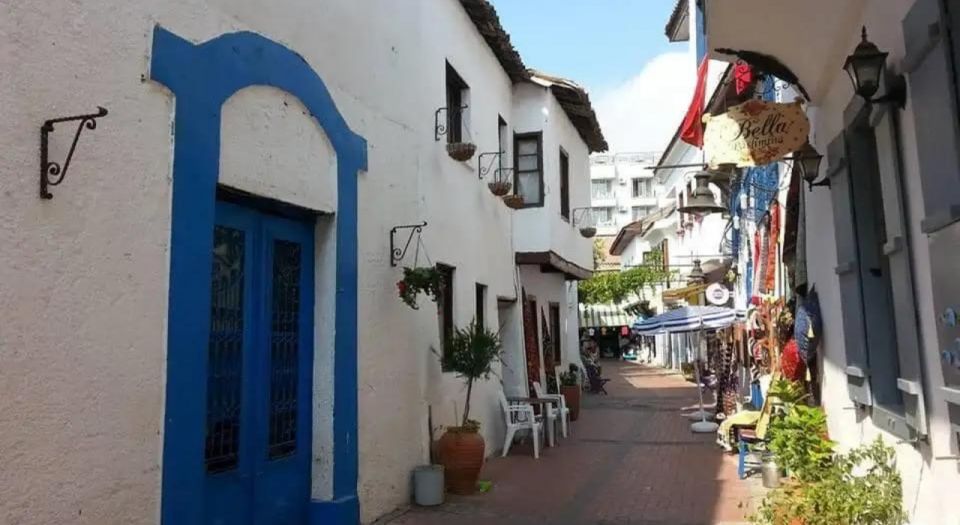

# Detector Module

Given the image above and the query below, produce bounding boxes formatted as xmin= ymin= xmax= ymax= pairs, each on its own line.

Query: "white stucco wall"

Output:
xmin=792 ymin=2 xmax=960 ymax=523
xmin=1 ymin=1 xmax=602 ymax=523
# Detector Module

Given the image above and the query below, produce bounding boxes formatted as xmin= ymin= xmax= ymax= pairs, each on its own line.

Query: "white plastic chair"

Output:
xmin=533 ymin=381 xmax=570 ymax=443
xmin=498 ymin=390 xmax=543 ymax=458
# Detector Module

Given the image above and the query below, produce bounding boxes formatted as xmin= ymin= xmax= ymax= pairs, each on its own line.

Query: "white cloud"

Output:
xmin=594 ymin=52 xmax=696 ymax=154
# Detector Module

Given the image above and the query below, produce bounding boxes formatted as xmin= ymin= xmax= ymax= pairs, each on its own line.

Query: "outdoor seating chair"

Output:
xmin=533 ymin=381 xmax=569 ymax=442
xmin=736 ymin=382 xmax=772 ymax=479
xmin=585 ymin=363 xmax=609 ymax=394
xmin=498 ymin=390 xmax=544 ymax=458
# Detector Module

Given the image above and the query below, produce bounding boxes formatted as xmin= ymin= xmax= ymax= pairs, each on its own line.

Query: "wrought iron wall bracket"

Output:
xmin=434 ymin=105 xmax=467 ymax=142
xmin=477 ymin=150 xmax=505 ymax=179
xmin=390 ymin=221 xmax=428 ymax=267
xmin=40 ymin=106 xmax=109 ymax=199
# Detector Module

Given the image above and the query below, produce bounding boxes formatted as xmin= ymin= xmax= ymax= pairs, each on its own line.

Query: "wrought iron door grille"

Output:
xmin=205 ymin=226 xmax=245 ymax=473
xmin=268 ymin=240 xmax=301 ymax=459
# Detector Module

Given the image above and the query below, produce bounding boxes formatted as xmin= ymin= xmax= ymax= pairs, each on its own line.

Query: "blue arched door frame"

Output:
xmin=151 ymin=26 xmax=366 ymax=525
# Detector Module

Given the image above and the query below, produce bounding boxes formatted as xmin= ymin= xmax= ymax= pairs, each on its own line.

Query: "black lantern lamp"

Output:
xmin=795 ymin=142 xmax=827 ymax=190
xmin=678 ymin=172 xmax=726 ymax=215
xmin=843 ymin=27 xmax=906 ymax=108
xmin=687 ymin=259 xmax=706 ymax=285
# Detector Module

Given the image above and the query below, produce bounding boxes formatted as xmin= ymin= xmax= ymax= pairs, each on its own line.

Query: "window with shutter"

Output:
xmin=827 ymin=132 xmax=873 ymax=407
xmin=871 ymin=103 xmax=928 ymax=436
xmin=904 ymin=0 xmax=960 ymax=233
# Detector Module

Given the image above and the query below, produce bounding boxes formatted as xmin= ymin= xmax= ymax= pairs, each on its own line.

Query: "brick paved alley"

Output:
xmin=381 ymin=360 xmax=762 ymax=525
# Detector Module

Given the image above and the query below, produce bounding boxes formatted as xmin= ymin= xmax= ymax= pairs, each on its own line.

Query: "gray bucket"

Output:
xmin=413 ymin=465 xmax=444 ymax=506
xmin=761 ymin=458 xmax=782 ymax=488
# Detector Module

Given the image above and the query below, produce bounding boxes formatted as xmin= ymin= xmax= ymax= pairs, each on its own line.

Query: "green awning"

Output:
xmin=579 ymin=303 xmax=632 ymax=328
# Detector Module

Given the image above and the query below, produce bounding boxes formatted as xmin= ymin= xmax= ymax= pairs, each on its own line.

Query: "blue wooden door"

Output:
xmin=204 ymin=200 xmax=314 ymax=524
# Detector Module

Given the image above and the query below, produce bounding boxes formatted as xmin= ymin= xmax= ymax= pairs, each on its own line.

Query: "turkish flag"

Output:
xmin=680 ymin=58 xmax=709 ymax=148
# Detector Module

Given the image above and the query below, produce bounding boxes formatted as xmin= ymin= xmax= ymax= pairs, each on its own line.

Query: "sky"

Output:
xmin=489 ymin=0 xmax=697 ymax=154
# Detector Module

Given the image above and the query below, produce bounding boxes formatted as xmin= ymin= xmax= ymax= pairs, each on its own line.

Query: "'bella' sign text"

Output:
xmin=703 ymin=99 xmax=810 ymax=167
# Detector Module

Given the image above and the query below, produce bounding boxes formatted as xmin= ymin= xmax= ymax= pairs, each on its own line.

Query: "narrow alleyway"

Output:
xmin=383 ymin=361 xmax=762 ymax=525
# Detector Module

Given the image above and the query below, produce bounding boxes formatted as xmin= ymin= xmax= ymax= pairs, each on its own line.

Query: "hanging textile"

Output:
xmin=541 ymin=307 xmax=555 ymax=388
xmin=762 ymin=201 xmax=781 ymax=293
xmin=680 ymin=58 xmax=710 ymax=147
xmin=734 ymin=60 xmax=754 ymax=95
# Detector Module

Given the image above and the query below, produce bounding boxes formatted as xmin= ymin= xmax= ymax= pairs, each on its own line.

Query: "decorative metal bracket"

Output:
xmin=477 ymin=151 xmax=505 ymax=179
xmin=390 ymin=221 xmax=427 ymax=267
xmin=434 ymin=105 xmax=467 ymax=141
xmin=40 ymin=106 xmax=109 ymax=199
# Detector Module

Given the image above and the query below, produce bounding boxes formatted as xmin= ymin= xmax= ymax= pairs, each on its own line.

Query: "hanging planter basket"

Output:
xmin=579 ymin=227 xmax=597 ymax=238
xmin=487 ymin=180 xmax=512 ymax=197
xmin=502 ymin=194 xmax=525 ymax=209
xmin=446 ymin=142 xmax=477 ymax=161
xmin=397 ymin=266 xmax=443 ymax=310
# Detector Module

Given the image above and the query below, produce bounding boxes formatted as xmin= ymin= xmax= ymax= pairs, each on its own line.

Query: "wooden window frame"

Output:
xmin=559 ymin=148 xmax=570 ymax=221
xmin=475 ymin=283 xmax=487 ymax=331
xmin=445 ymin=61 xmax=468 ymax=144
xmin=549 ymin=303 xmax=562 ymax=364
xmin=438 ymin=263 xmax=455 ymax=370
xmin=513 ymin=131 xmax=544 ymax=208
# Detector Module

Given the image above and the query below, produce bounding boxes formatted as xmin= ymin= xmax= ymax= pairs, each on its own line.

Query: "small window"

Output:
xmin=632 ymin=178 xmax=653 ymax=198
xmin=560 ymin=149 xmax=570 ymax=221
xmin=475 ymin=283 xmax=487 ymax=331
xmin=549 ymin=303 xmax=561 ymax=363
xmin=514 ymin=132 xmax=544 ymax=207
xmin=594 ymin=207 xmax=614 ymax=225
xmin=591 ymin=180 xmax=613 ymax=200
xmin=445 ymin=62 xmax=468 ymax=144
xmin=631 ymin=206 xmax=653 ymax=221
xmin=438 ymin=264 xmax=455 ymax=368
xmin=498 ymin=116 xmax=508 ymax=171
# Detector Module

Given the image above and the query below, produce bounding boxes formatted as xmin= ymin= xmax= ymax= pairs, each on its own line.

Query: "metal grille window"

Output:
xmin=445 ymin=62 xmax=468 ymax=144
xmin=268 ymin=240 xmax=302 ymax=459
xmin=476 ymin=283 xmax=487 ymax=331
xmin=514 ymin=132 xmax=543 ymax=207
xmin=205 ymin=226 xmax=246 ymax=473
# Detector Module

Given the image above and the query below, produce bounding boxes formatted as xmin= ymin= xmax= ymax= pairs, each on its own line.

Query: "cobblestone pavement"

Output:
xmin=380 ymin=360 xmax=763 ymax=525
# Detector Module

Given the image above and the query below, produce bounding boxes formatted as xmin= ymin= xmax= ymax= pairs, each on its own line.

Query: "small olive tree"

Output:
xmin=441 ymin=320 xmax=503 ymax=429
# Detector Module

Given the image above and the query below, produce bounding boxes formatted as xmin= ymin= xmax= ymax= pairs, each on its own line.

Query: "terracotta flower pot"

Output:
xmin=561 ymin=385 xmax=581 ymax=421
xmin=438 ymin=428 xmax=485 ymax=494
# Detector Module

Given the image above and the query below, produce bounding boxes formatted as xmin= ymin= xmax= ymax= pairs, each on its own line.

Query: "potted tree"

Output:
xmin=559 ymin=368 xmax=581 ymax=421
xmin=436 ymin=320 xmax=502 ymax=495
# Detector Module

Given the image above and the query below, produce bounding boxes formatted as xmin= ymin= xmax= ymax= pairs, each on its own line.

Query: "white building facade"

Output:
xmin=0 ymin=1 xmax=604 ymax=524
xmin=705 ymin=0 xmax=960 ymax=523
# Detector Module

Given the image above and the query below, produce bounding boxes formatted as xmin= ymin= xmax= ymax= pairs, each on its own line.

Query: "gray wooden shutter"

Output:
xmin=827 ymin=133 xmax=872 ymax=406
xmin=871 ymin=105 xmax=928 ymax=436
xmin=903 ymin=0 xmax=960 ymax=233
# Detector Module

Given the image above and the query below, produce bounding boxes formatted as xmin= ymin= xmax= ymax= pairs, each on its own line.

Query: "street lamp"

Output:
xmin=843 ymin=26 xmax=906 ymax=108
xmin=678 ymin=172 xmax=726 ymax=215
xmin=795 ymin=142 xmax=827 ymax=190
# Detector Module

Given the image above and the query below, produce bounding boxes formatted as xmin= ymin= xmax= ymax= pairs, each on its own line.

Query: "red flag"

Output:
xmin=680 ymin=59 xmax=709 ymax=148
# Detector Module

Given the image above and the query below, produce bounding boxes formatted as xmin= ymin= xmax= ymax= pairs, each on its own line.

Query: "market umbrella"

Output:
xmin=632 ymin=305 xmax=741 ymax=433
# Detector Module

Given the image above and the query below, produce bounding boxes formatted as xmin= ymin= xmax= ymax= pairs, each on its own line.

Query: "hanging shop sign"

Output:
xmin=705 ymin=283 xmax=731 ymax=306
xmin=703 ymin=98 xmax=809 ymax=168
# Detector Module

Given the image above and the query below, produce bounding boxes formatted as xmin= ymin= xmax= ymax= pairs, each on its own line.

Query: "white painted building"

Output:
xmin=0 ymin=1 xmax=605 ymax=524
xmin=704 ymin=0 xmax=960 ymax=523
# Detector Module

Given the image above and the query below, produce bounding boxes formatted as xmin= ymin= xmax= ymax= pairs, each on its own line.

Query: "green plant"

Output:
xmin=767 ymin=403 xmax=833 ymax=482
xmin=440 ymin=320 xmax=503 ymax=429
xmin=754 ymin=439 xmax=906 ymax=525
xmin=559 ymin=370 xmax=578 ymax=387
xmin=397 ymin=266 xmax=443 ymax=309
xmin=579 ymin=249 xmax=671 ymax=305
xmin=768 ymin=379 xmax=808 ymax=406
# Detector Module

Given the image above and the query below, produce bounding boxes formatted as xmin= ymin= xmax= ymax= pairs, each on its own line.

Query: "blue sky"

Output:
xmin=489 ymin=0 xmax=679 ymax=93
xmin=489 ymin=0 xmax=697 ymax=153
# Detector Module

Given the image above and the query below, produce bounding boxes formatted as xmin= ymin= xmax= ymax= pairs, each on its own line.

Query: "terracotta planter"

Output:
xmin=438 ymin=428 xmax=485 ymax=494
xmin=561 ymin=385 xmax=581 ymax=421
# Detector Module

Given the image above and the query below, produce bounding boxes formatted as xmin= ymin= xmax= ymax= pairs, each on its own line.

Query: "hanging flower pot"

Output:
xmin=487 ymin=180 xmax=512 ymax=197
xmin=397 ymin=266 xmax=443 ymax=309
xmin=502 ymin=194 xmax=524 ymax=209
xmin=579 ymin=226 xmax=597 ymax=238
xmin=446 ymin=142 xmax=477 ymax=161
